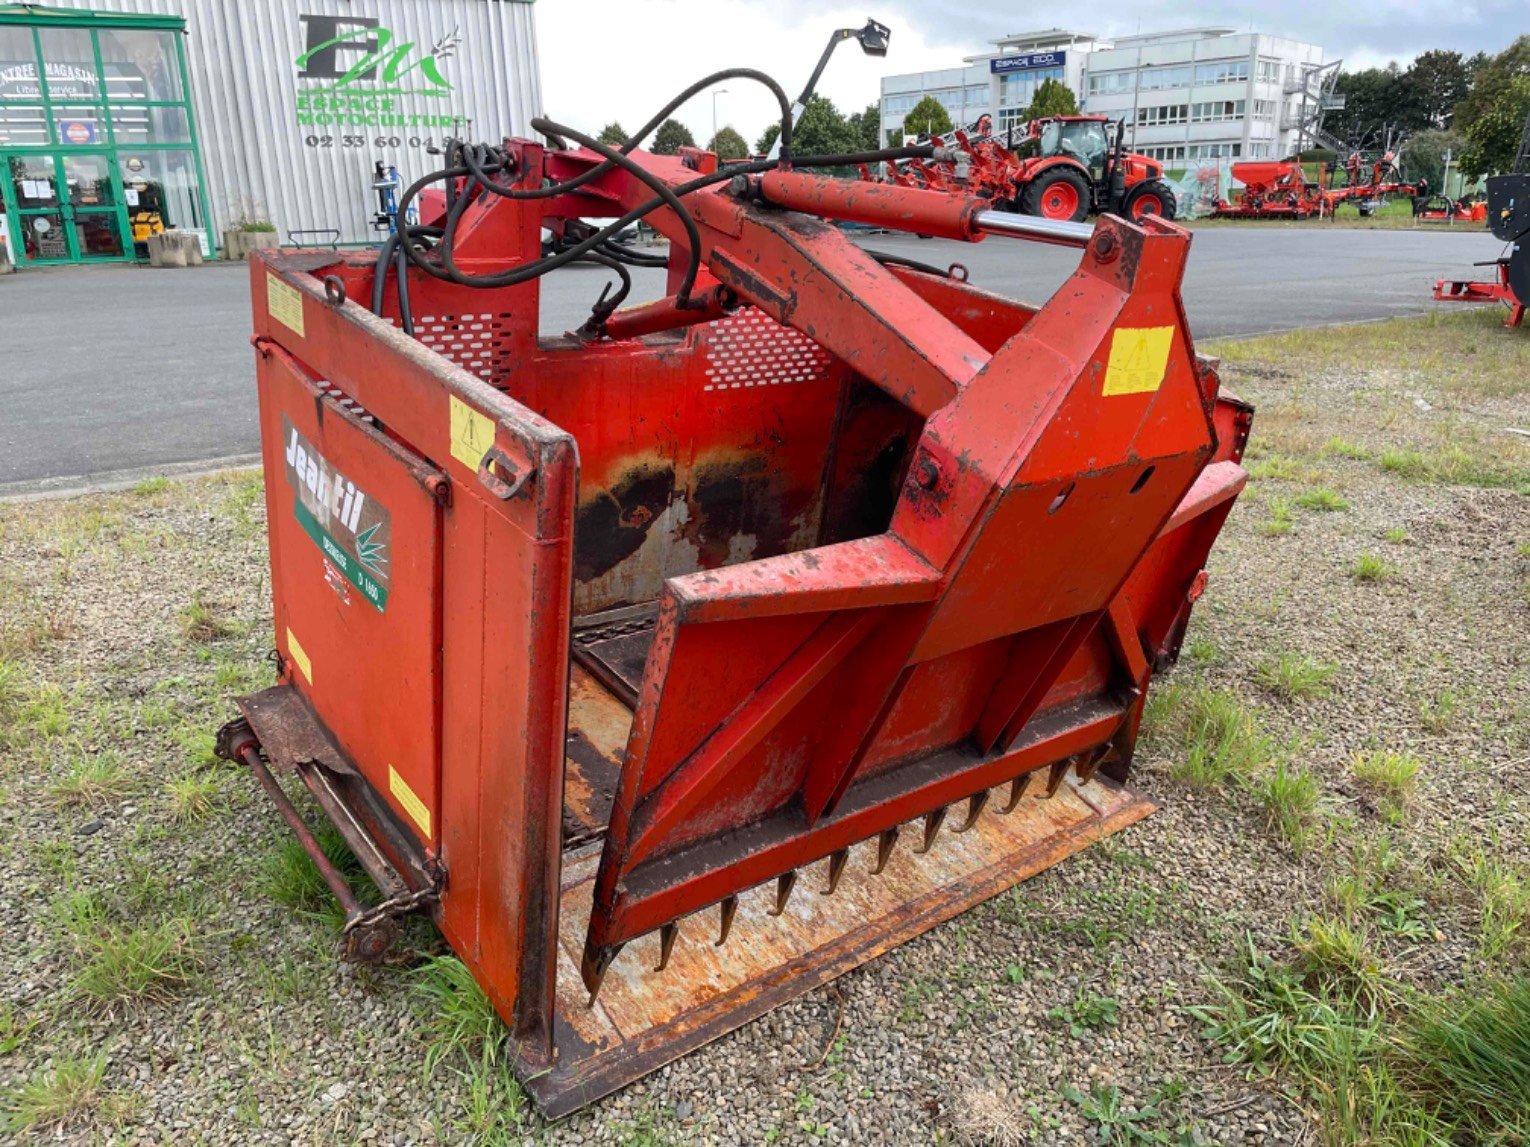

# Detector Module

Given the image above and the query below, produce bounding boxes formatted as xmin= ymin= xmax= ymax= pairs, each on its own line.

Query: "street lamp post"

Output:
xmin=712 ymin=88 xmax=728 ymax=147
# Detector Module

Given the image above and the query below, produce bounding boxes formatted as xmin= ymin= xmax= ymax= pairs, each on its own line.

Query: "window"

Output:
xmin=1255 ymin=59 xmax=1282 ymax=84
xmin=1138 ymin=145 xmax=1186 ymax=163
xmin=1252 ymin=100 xmax=1276 ymax=120
xmin=1086 ymin=70 xmax=1134 ymax=97
xmin=1134 ymin=104 xmax=1187 ymax=126
xmin=1187 ymin=142 xmax=1241 ymax=160
xmin=998 ymin=66 xmax=1064 ymax=108
xmin=1190 ymin=100 xmax=1245 ymax=123
xmin=1194 ymin=60 xmax=1249 ymax=86
xmin=95 ymin=29 xmax=182 ymax=102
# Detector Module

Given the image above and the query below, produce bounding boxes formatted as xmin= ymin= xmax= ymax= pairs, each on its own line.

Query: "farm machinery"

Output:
xmin=217 ymin=63 xmax=1252 ymax=1116
xmin=1433 ymin=172 xmax=1529 ymax=328
xmin=869 ymin=114 xmax=1178 ymax=222
xmin=1209 ymin=150 xmax=1422 ymax=220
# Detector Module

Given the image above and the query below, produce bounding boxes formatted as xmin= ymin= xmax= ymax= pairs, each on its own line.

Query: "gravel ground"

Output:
xmin=0 ymin=312 xmax=1526 ymax=1145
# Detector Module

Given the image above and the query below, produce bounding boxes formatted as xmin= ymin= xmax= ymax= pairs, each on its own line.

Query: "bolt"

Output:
xmin=915 ymin=458 xmax=940 ymax=490
xmin=729 ymin=174 xmax=753 ymax=199
xmin=1093 ymin=232 xmax=1118 ymax=261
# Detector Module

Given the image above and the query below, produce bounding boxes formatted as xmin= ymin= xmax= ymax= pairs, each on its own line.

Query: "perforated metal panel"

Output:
xmin=410 ymin=312 xmax=515 ymax=382
xmin=703 ymin=307 xmax=835 ymax=392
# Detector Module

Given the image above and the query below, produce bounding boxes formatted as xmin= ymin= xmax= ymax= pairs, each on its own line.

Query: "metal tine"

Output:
xmin=585 ymin=942 xmax=625 ymax=1007
xmin=1076 ymin=747 xmax=1113 ymax=785
xmin=822 ymin=848 xmax=849 ymax=895
xmin=655 ymin=920 xmax=679 ymax=971
xmin=998 ymin=773 xmax=1033 ymax=814
xmin=915 ymin=805 xmax=948 ymax=853
xmin=715 ymin=896 xmax=738 ymax=947
xmin=954 ymin=789 xmax=990 ymax=832
xmin=1043 ymin=757 xmax=1072 ymax=798
xmin=871 ymin=826 xmax=900 ymax=874
xmin=769 ymin=870 xmax=798 ymax=916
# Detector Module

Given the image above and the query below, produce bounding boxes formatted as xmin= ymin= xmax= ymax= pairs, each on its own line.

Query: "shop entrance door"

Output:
xmin=4 ymin=151 xmax=129 ymax=265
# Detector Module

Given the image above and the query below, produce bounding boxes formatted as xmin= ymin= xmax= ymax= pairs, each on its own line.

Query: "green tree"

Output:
xmin=707 ymin=125 xmax=748 ymax=160
xmin=596 ymin=121 xmax=628 ymax=146
xmin=1453 ymin=36 xmax=1530 ymax=177
xmin=755 ymin=122 xmax=781 ymax=155
xmin=1024 ymin=77 xmax=1079 ymax=120
xmin=1329 ymin=65 xmax=1415 ymax=144
xmin=902 ymin=95 xmax=953 ymax=140
xmin=1401 ymin=127 xmax=1467 ymax=189
xmin=652 ymin=118 xmax=696 ymax=155
xmin=845 ymin=102 xmax=882 ymax=152
xmin=1403 ymin=50 xmax=1473 ymax=129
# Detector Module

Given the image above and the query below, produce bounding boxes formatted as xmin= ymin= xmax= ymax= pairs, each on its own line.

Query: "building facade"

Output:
xmin=1083 ymin=28 xmax=1325 ymax=165
xmin=880 ymin=29 xmax=1101 ymax=145
xmin=879 ymin=25 xmax=1325 ymax=166
xmin=1 ymin=0 xmax=538 ymax=268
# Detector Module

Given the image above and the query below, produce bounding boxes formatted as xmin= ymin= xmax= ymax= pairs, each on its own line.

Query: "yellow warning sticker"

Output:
xmin=389 ymin=765 xmax=432 ymax=838
xmin=449 ymin=394 xmax=496 ymax=471
xmin=267 ymin=274 xmax=306 ymax=338
xmin=1102 ymin=326 xmax=1175 ymax=396
xmin=285 ymin=627 xmax=312 ymax=684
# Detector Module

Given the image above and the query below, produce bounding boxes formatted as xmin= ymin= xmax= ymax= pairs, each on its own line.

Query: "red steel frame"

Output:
xmin=238 ymin=138 xmax=1251 ymax=1113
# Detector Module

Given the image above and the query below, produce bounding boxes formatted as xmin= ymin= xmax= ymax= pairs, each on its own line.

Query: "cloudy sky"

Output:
xmin=537 ymin=0 xmax=1521 ymax=146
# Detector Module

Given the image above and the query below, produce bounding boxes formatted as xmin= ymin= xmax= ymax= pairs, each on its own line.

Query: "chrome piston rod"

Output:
xmin=973 ymin=210 xmax=1094 ymax=248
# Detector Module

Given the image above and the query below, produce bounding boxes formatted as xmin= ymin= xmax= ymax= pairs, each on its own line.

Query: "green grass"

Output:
xmin=130 ymin=476 xmax=172 ymax=496
xmin=1390 ymin=979 xmax=1530 ymax=1142
xmin=1350 ymin=553 xmax=1394 ymax=582
xmin=1452 ymin=849 xmax=1530 ymax=962
xmin=1047 ymin=988 xmax=1119 ymax=1037
xmin=1418 ymin=689 xmax=1462 ymax=734
xmin=260 ymin=819 xmax=368 ymax=919
xmin=66 ymin=915 xmax=201 ymax=1011
xmin=1384 ymin=526 xmax=1409 ymax=545
xmin=1351 ymin=750 xmax=1421 ymax=820
xmin=1258 ymin=496 xmax=1294 ymax=537
xmin=165 ymin=773 xmax=220 ymax=826
xmin=411 ymin=955 xmax=509 ymax=1077
xmin=179 ymin=592 xmax=236 ymax=642
xmin=1293 ymin=487 xmax=1349 ymax=513
xmin=1 ymin=1053 xmax=110 ymax=1137
xmin=1142 ymin=681 xmax=1273 ymax=786
xmin=1323 ymin=437 xmax=1371 ymax=461
xmin=1256 ymin=652 xmax=1338 ymax=701
xmin=1259 ymin=760 xmax=1322 ymax=849
xmin=45 ymin=749 xmax=131 ymax=809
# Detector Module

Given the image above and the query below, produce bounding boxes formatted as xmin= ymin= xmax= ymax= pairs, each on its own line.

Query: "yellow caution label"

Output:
xmin=449 ymin=395 xmax=496 ymax=471
xmin=1102 ymin=326 xmax=1175 ymax=396
xmin=267 ymin=274 xmax=306 ymax=337
xmin=389 ymin=765 xmax=432 ymax=838
xmin=285 ymin=627 xmax=312 ymax=684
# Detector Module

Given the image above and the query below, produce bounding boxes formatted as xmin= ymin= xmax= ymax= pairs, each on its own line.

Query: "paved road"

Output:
xmin=0 ymin=227 xmax=1505 ymax=494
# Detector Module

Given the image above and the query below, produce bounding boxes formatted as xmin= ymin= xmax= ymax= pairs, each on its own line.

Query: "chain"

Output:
xmin=573 ymin=616 xmax=656 ymax=645
xmin=343 ymin=884 xmax=439 ymax=935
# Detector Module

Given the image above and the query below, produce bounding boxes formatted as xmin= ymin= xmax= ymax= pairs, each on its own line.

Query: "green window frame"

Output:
xmin=0 ymin=5 xmax=216 ymax=260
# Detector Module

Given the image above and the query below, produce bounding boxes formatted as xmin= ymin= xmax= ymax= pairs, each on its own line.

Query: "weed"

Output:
xmin=448 ymin=1047 xmax=524 ymax=1145
xmin=1350 ymin=750 xmax=1421 ymax=819
xmin=412 ymin=956 xmax=507 ymax=1077
xmin=1292 ymin=915 xmax=1391 ymax=1009
xmin=1256 ymin=652 xmax=1337 ymax=701
xmin=1186 ymin=636 xmax=1218 ymax=665
xmin=261 ymin=818 xmax=367 ymax=918
xmin=66 ymin=915 xmax=200 ymax=1011
xmin=1259 ymin=761 xmax=1320 ymax=849
xmin=1294 ymin=487 xmax=1348 ymax=512
xmin=1048 ymin=988 xmax=1119 ymax=1037
xmin=1063 ymin=1082 xmax=1183 ymax=1144
xmin=1350 ymin=553 xmax=1393 ymax=582
xmin=1144 ymin=681 xmax=1273 ymax=786
xmin=1418 ymin=689 xmax=1461 ymax=734
xmin=1390 ymin=979 xmax=1530 ymax=1143
xmin=166 ymin=773 xmax=220 ymax=826
xmin=1258 ymin=496 xmax=1294 ymax=537
xmin=1 ymin=1053 xmax=109 ymax=1136
xmin=179 ymin=592 xmax=235 ymax=642
xmin=22 ymin=684 xmax=69 ymax=738
xmin=131 ymin=476 xmax=172 ymax=496
xmin=46 ymin=749 xmax=131 ymax=809
xmin=1384 ymin=526 xmax=1408 ymax=544
xmin=1323 ymin=438 xmax=1371 ymax=461
xmin=1246 ymin=455 xmax=1306 ymax=482
xmin=1452 ymin=851 xmax=1529 ymax=961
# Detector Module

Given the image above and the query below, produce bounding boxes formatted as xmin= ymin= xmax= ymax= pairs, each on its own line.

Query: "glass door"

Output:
xmin=6 ymin=153 xmax=72 ymax=263
xmin=60 ymin=151 xmax=126 ymax=259
xmin=4 ymin=151 xmax=127 ymax=263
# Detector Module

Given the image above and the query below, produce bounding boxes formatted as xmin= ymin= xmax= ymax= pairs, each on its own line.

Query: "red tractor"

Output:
xmin=871 ymin=114 xmax=1177 ymax=223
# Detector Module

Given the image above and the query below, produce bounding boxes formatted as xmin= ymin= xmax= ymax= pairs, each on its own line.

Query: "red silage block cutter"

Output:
xmin=219 ymin=116 xmax=1252 ymax=1115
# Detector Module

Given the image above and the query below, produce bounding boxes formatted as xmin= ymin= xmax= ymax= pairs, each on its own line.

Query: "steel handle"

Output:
xmin=973 ymin=210 xmax=1093 ymax=248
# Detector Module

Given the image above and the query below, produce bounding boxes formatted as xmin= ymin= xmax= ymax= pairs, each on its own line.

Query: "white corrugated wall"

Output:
xmin=56 ymin=0 xmax=540 ymax=243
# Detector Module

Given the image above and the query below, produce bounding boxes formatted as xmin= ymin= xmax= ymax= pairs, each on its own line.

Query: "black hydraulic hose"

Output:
xmin=865 ymin=249 xmax=954 ymax=278
xmin=532 ymin=116 xmax=705 ymax=304
xmin=599 ymin=239 xmax=669 ymax=268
